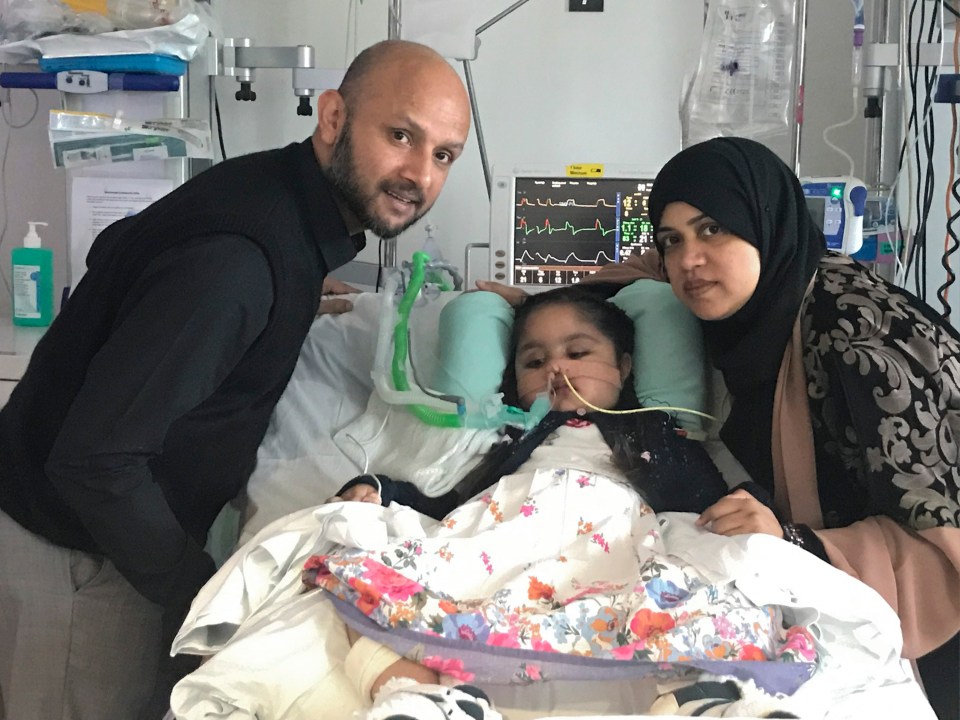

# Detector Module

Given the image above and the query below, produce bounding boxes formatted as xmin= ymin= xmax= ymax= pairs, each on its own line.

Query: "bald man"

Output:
xmin=0 ymin=40 xmax=470 ymax=720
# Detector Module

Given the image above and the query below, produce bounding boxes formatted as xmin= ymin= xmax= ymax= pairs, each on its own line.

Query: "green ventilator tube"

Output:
xmin=391 ymin=251 xmax=463 ymax=428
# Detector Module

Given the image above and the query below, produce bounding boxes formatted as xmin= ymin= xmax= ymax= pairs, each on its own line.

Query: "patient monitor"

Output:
xmin=488 ymin=165 xmax=659 ymax=289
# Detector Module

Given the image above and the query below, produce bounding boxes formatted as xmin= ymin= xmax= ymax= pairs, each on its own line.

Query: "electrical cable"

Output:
xmin=912 ymin=1 xmax=943 ymax=300
xmin=895 ymin=0 xmax=944 ymax=297
xmin=214 ymin=88 xmax=227 ymax=160
xmin=376 ymin=236 xmax=384 ymax=292
xmin=907 ymin=0 xmax=927 ymax=296
xmin=407 ymin=326 xmax=463 ymax=406
xmin=937 ymin=8 xmax=960 ymax=317
xmin=895 ymin=0 xmax=919 ymax=286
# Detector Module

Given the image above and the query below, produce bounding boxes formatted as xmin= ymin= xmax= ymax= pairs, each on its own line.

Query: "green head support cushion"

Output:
xmin=430 ymin=281 xmax=707 ymax=432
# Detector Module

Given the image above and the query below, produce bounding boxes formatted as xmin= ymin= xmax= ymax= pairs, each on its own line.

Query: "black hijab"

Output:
xmin=647 ymin=137 xmax=825 ymax=491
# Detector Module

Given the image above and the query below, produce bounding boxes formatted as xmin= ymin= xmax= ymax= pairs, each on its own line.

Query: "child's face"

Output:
xmin=514 ymin=304 xmax=631 ymax=412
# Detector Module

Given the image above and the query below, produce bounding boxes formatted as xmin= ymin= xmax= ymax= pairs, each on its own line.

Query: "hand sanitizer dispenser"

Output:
xmin=12 ymin=221 xmax=54 ymax=327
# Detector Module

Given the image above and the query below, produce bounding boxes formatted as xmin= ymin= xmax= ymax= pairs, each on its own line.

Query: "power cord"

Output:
xmin=897 ymin=0 xmax=942 ymax=299
xmin=214 ymin=88 xmax=227 ymax=160
xmin=937 ymin=10 xmax=960 ymax=318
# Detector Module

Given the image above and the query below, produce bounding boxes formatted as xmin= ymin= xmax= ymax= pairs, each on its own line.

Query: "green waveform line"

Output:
xmin=517 ymin=218 xmax=616 ymax=237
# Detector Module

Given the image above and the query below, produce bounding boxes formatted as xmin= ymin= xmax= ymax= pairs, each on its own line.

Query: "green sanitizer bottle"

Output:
xmin=12 ymin=221 xmax=54 ymax=327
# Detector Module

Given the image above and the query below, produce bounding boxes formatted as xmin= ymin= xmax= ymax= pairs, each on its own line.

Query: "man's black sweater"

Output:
xmin=0 ymin=139 xmax=363 ymax=614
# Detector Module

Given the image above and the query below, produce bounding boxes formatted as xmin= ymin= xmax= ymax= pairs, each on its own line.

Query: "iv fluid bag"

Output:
xmin=683 ymin=0 xmax=798 ymax=145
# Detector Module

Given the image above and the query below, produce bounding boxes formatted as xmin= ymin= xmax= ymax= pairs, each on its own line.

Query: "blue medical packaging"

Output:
xmin=39 ymin=54 xmax=187 ymax=76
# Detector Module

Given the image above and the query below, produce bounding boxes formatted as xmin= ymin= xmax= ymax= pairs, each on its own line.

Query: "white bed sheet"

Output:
xmin=210 ymin=289 xmax=934 ymax=720
xmin=174 ymin=501 xmax=933 ymax=720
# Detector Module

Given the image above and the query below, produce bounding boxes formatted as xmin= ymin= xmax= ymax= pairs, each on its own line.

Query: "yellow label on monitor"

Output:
xmin=565 ymin=164 xmax=604 ymax=178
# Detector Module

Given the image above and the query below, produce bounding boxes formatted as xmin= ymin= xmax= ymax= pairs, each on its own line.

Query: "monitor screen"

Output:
xmin=508 ymin=176 xmax=657 ymax=287
xmin=803 ymin=194 xmax=844 ymax=250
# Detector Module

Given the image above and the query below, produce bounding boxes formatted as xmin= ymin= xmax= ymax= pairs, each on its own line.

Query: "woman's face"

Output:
xmin=513 ymin=304 xmax=631 ymax=412
xmin=657 ymin=201 xmax=761 ymax=321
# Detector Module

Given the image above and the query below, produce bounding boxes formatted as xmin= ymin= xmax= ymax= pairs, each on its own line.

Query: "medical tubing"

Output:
xmin=851 ymin=0 xmax=865 ymax=86
xmin=823 ymin=89 xmax=860 ymax=176
xmin=390 ymin=252 xmax=462 ymax=428
xmin=559 ymin=374 xmax=718 ymax=423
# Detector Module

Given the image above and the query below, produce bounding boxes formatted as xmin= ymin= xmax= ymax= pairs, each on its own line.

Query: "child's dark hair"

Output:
xmin=499 ymin=284 xmax=640 ymax=410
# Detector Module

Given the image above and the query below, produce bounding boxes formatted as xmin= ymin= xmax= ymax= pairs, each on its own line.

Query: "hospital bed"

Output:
xmin=169 ymin=288 xmax=936 ymax=720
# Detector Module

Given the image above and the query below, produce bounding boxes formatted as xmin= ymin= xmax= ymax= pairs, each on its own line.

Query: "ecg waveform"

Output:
xmin=516 ymin=218 xmax=616 ymax=237
xmin=512 ymin=177 xmax=657 ymax=287
xmin=518 ymin=249 xmax=616 ymax=265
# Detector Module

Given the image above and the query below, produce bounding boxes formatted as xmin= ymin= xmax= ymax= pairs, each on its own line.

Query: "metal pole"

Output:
xmin=877 ymin=0 xmax=899 ymax=190
xmin=383 ymin=0 xmax=402 ymax=268
xmin=863 ymin=0 xmax=890 ymax=188
xmin=477 ymin=0 xmax=535 ymax=34
xmin=389 ymin=0 xmax=402 ymax=39
xmin=467 ymin=0 xmax=535 ymax=199
xmin=463 ymin=60 xmax=492 ymax=198
xmin=792 ymin=0 xmax=810 ymax=175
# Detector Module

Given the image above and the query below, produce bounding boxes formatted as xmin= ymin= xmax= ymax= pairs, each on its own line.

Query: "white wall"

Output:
xmin=0 ymin=82 xmax=65 ymax=318
xmin=0 ymin=0 xmax=902 ymax=316
xmin=211 ymin=0 xmax=708 ymax=276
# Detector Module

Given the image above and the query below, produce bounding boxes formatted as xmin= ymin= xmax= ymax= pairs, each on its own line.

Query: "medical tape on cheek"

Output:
xmin=517 ymin=359 xmax=623 ymax=406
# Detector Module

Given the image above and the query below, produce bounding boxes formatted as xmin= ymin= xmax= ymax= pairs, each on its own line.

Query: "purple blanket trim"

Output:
xmin=330 ymin=595 xmax=815 ymax=696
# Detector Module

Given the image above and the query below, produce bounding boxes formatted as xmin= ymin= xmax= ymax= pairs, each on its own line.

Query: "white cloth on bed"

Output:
xmin=333 ymin=393 xmax=499 ymax=497
xmin=240 ymin=292 xmax=500 ymax=545
xmin=171 ymin=494 xmax=932 ymax=720
xmin=305 ymin=462 xmax=794 ymax=683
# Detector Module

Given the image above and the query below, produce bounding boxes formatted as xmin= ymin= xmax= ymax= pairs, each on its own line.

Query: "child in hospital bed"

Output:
xmin=322 ymin=286 xmax=798 ymax=718
xmin=332 ymin=285 xmax=736 ymax=519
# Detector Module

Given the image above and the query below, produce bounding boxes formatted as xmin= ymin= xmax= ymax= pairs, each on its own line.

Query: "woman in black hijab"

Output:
xmin=647 ymin=136 xmax=960 ymax=717
xmin=650 ymin=137 xmax=824 ymax=534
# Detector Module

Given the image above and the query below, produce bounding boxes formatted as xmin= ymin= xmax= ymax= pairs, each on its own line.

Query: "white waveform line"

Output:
xmin=518 ymin=250 xmax=615 ymax=265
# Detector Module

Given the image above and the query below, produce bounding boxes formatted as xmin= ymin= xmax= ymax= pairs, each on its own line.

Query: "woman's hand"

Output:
xmin=696 ymin=488 xmax=783 ymax=538
xmin=474 ymin=279 xmax=528 ymax=308
xmin=326 ymin=483 xmax=381 ymax=505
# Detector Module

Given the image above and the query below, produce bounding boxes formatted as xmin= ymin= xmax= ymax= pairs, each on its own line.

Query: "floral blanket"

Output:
xmin=302 ymin=467 xmax=818 ymax=694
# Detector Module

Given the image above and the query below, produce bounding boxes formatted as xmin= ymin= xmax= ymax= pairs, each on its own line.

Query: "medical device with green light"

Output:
xmin=800 ymin=176 xmax=867 ymax=255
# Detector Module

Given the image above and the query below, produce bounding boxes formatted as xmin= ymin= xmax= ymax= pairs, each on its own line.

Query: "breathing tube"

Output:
xmin=390 ymin=252 xmax=462 ymax=428
xmin=378 ymin=252 xmax=549 ymax=431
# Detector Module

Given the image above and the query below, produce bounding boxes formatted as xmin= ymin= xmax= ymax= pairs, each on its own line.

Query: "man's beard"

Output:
xmin=326 ymin=122 xmax=427 ymax=239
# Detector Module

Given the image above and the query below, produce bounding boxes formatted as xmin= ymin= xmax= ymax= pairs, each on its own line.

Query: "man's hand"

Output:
xmin=326 ymin=483 xmax=381 ymax=505
xmin=474 ymin=279 xmax=528 ymax=308
xmin=696 ymin=488 xmax=784 ymax=538
xmin=317 ymin=276 xmax=361 ymax=316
